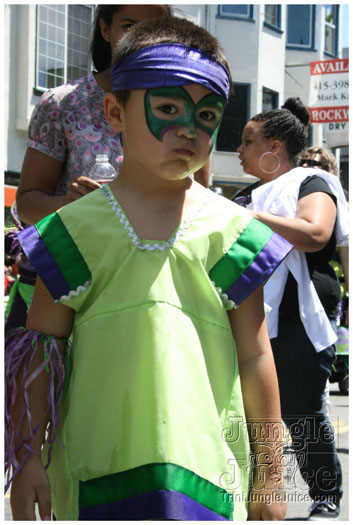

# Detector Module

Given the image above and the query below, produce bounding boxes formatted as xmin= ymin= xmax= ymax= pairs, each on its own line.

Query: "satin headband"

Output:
xmin=111 ymin=43 xmax=231 ymax=101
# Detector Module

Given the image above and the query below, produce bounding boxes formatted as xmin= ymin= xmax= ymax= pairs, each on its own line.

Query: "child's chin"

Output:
xmin=163 ymin=169 xmax=193 ymax=182
xmin=166 ymin=162 xmax=196 ymax=178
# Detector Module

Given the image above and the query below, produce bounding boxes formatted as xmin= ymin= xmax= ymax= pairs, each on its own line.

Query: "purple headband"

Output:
xmin=111 ymin=43 xmax=231 ymax=101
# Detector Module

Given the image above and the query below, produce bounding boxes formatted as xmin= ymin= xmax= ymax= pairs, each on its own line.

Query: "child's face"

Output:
xmin=118 ymin=84 xmax=225 ymax=181
xmin=144 ymin=86 xmax=224 ymax=146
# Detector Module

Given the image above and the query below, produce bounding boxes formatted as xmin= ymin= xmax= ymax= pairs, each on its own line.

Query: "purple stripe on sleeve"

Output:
xmin=19 ymin=226 xmax=71 ymax=301
xmin=226 ymin=232 xmax=292 ymax=305
xmin=78 ymin=489 xmax=230 ymax=521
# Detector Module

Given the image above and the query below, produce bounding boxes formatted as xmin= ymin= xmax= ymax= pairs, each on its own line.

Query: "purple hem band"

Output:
xmin=18 ymin=226 xmax=70 ymax=301
xmin=226 ymin=233 xmax=292 ymax=305
xmin=78 ymin=489 xmax=230 ymax=521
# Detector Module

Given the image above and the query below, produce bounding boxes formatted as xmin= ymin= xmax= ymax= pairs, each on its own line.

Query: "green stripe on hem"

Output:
xmin=79 ymin=462 xmax=233 ymax=519
xmin=36 ymin=212 xmax=91 ymax=292
xmin=209 ymin=218 xmax=273 ymax=290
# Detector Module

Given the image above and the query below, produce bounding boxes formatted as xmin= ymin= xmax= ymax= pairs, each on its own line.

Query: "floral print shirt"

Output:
xmin=28 ymin=73 xmax=123 ymax=196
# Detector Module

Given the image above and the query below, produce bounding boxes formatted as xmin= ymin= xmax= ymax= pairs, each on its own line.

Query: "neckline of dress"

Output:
xmin=100 ymin=184 xmax=214 ymax=251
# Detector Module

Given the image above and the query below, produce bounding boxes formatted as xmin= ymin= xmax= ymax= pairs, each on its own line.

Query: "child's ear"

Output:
xmin=104 ymin=93 xmax=124 ymax=132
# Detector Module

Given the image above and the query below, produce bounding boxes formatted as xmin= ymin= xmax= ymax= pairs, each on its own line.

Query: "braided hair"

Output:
xmin=251 ymin=97 xmax=310 ymax=161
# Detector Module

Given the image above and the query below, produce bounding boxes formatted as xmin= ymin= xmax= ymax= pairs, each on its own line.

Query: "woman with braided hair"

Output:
xmin=234 ymin=97 xmax=349 ymax=520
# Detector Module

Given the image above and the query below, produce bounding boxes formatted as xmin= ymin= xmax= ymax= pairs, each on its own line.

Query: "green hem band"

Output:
xmin=79 ymin=462 xmax=233 ymax=519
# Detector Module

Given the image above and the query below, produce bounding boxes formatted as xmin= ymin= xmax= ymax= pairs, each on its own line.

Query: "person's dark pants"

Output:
xmin=5 ymin=266 xmax=36 ymax=334
xmin=5 ymin=286 xmax=28 ymax=333
xmin=271 ymin=318 xmax=343 ymax=503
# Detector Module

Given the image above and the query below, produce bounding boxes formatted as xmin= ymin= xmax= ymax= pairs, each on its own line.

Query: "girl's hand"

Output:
xmin=247 ymin=451 xmax=287 ymax=520
xmin=248 ymin=485 xmax=287 ymax=521
xmin=10 ymin=455 xmax=51 ymax=521
xmin=66 ymin=176 xmax=101 ymax=202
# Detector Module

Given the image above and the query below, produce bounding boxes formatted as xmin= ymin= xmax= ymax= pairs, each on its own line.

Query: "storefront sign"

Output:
xmin=308 ymin=59 xmax=349 ymax=124
xmin=325 ymin=121 xmax=349 ymax=148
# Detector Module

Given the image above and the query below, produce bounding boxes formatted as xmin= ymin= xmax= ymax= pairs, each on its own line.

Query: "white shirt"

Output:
xmin=248 ymin=167 xmax=349 ymax=352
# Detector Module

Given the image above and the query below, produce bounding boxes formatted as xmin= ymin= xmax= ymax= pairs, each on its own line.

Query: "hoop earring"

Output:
xmin=259 ymin=152 xmax=280 ymax=174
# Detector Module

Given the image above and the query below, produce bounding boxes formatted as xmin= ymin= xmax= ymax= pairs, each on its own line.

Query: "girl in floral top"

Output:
xmin=5 ymin=6 xmax=171 ymax=337
xmin=16 ymin=5 xmax=170 ymax=225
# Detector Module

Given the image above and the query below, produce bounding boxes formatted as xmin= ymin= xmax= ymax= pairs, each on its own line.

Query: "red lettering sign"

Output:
xmin=309 ymin=106 xmax=349 ymax=123
xmin=310 ymin=59 xmax=349 ymax=76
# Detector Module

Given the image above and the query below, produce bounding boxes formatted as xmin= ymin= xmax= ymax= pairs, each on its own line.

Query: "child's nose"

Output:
xmin=237 ymin=144 xmax=243 ymax=153
xmin=176 ymin=123 xmax=197 ymax=139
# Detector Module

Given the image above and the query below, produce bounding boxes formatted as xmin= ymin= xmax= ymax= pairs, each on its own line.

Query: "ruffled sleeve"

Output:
xmin=27 ymin=86 xmax=70 ymax=162
xmin=209 ymin=217 xmax=292 ymax=308
xmin=18 ymin=212 xmax=92 ymax=304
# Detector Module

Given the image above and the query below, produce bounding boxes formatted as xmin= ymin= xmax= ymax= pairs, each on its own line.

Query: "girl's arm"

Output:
xmin=339 ymin=245 xmax=349 ymax=294
xmin=26 ymin=276 xmax=74 ymax=336
xmin=16 ymin=149 xmax=67 ymax=224
xmin=228 ymin=286 xmax=287 ymax=521
xmin=16 ymin=148 xmax=100 ymax=225
xmin=251 ymin=192 xmax=336 ymax=252
xmin=9 ymin=277 xmax=74 ymax=520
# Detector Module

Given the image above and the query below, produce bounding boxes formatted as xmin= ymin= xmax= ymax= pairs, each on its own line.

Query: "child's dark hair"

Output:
xmin=251 ymin=97 xmax=310 ymax=161
xmin=112 ymin=16 xmax=231 ymax=104
xmin=90 ymin=5 xmax=172 ymax=73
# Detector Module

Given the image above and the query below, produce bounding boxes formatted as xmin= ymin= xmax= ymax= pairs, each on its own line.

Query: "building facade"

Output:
xmin=178 ymin=4 xmax=347 ymax=194
xmin=4 ymin=4 xmax=348 ymax=202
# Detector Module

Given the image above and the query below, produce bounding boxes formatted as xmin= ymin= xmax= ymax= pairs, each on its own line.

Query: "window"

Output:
xmin=324 ymin=5 xmax=339 ymax=56
xmin=262 ymin=88 xmax=278 ymax=111
xmin=36 ymin=4 xmax=94 ymax=90
xmin=216 ymin=84 xmax=250 ymax=153
xmin=218 ymin=5 xmax=254 ymax=20
xmin=264 ymin=5 xmax=281 ymax=30
xmin=286 ymin=5 xmax=314 ymax=49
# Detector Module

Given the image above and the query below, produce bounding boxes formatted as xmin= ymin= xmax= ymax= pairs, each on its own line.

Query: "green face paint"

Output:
xmin=144 ymin=86 xmax=225 ymax=145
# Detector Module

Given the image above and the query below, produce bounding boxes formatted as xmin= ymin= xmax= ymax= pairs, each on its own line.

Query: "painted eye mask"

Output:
xmin=144 ymin=86 xmax=225 ymax=144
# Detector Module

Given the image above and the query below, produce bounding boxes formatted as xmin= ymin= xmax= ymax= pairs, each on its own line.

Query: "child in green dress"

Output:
xmin=6 ymin=16 xmax=290 ymax=521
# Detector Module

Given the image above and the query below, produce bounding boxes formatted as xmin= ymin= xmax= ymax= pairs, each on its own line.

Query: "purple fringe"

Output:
xmin=4 ymin=328 xmax=71 ymax=493
xmin=5 ymin=229 xmax=23 ymax=263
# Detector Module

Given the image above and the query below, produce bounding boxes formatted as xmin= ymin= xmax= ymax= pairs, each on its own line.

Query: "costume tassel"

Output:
xmin=4 ymin=327 xmax=71 ymax=493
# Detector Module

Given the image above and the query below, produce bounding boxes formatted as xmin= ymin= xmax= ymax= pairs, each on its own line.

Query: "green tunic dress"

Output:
xmin=20 ymin=185 xmax=292 ymax=520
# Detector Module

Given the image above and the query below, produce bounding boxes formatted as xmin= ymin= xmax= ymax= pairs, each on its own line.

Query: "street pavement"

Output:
xmin=4 ymin=383 xmax=349 ymax=521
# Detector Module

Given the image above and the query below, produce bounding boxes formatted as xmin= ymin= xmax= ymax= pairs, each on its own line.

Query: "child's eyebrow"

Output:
xmin=120 ymin=17 xmax=138 ymax=23
xmin=150 ymin=95 xmax=183 ymax=102
xmin=150 ymin=94 xmax=222 ymax=108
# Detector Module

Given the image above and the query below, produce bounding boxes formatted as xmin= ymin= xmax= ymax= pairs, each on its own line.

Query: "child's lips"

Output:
xmin=174 ymin=147 xmax=195 ymax=157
